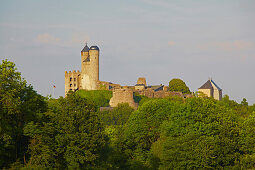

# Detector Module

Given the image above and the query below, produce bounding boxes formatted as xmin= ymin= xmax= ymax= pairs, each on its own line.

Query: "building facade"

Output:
xmin=198 ymin=79 xmax=222 ymax=100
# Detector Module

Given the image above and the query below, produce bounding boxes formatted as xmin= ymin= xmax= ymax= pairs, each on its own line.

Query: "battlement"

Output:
xmin=65 ymin=70 xmax=81 ymax=77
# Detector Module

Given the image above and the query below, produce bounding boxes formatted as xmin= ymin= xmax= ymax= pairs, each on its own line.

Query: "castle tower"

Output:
xmin=81 ymin=44 xmax=99 ymax=90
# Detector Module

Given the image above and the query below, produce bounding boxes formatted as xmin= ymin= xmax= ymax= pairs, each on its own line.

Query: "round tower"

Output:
xmin=89 ymin=46 xmax=99 ymax=81
xmin=81 ymin=44 xmax=99 ymax=90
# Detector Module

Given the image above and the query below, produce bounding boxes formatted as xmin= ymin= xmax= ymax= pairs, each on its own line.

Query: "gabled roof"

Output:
xmin=199 ymin=80 xmax=213 ymax=89
xmin=199 ymin=79 xmax=222 ymax=90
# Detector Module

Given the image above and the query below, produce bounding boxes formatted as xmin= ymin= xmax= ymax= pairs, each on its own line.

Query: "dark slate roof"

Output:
xmin=154 ymin=86 xmax=164 ymax=92
xmin=135 ymin=84 xmax=146 ymax=86
xmin=199 ymin=80 xmax=213 ymax=89
xmin=147 ymin=85 xmax=164 ymax=92
xmin=199 ymin=79 xmax=221 ymax=90
xmin=90 ymin=46 xmax=99 ymax=51
xmin=81 ymin=44 xmax=90 ymax=52
xmin=210 ymin=79 xmax=222 ymax=90
xmin=84 ymin=56 xmax=90 ymax=62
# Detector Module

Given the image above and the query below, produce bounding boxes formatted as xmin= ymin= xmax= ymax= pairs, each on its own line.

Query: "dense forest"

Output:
xmin=1 ymin=59 xmax=255 ymax=169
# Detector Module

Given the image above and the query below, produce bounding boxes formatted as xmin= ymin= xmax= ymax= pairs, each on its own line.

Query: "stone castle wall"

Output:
xmin=65 ymin=70 xmax=81 ymax=95
xmin=109 ymin=87 xmax=138 ymax=109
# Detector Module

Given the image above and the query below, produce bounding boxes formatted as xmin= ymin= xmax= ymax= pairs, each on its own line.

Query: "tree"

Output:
xmin=123 ymin=99 xmax=177 ymax=168
xmin=0 ymin=59 xmax=46 ymax=169
xmin=158 ymin=98 xmax=241 ymax=169
xmin=238 ymin=114 xmax=255 ymax=169
xmin=99 ymin=104 xmax=135 ymax=169
xmin=241 ymin=98 xmax=248 ymax=107
xmin=100 ymin=103 xmax=134 ymax=126
xmin=76 ymin=89 xmax=112 ymax=110
xmin=24 ymin=93 xmax=106 ymax=169
xmin=168 ymin=78 xmax=191 ymax=94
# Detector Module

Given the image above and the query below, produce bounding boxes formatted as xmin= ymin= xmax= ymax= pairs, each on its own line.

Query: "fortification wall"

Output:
xmin=154 ymin=91 xmax=183 ymax=98
xmin=137 ymin=88 xmax=154 ymax=98
xmin=109 ymin=87 xmax=138 ymax=109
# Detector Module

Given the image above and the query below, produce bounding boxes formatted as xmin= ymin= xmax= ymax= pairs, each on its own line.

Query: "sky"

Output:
xmin=0 ymin=0 xmax=255 ymax=104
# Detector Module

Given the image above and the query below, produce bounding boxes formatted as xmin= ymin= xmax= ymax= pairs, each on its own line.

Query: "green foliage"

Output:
xmin=100 ymin=103 xmax=134 ymax=126
xmin=133 ymin=92 xmax=149 ymax=104
xmin=124 ymin=99 xmax=177 ymax=168
xmin=24 ymin=93 xmax=106 ymax=169
xmin=0 ymin=60 xmax=46 ymax=169
xmin=220 ymin=95 xmax=252 ymax=117
xmin=76 ymin=89 xmax=112 ymax=109
xmin=99 ymin=104 xmax=136 ymax=169
xmin=158 ymin=98 xmax=240 ymax=169
xmin=241 ymin=98 xmax=248 ymax=107
xmin=238 ymin=114 xmax=255 ymax=169
xmin=2 ymin=60 xmax=255 ymax=169
xmin=168 ymin=78 xmax=191 ymax=94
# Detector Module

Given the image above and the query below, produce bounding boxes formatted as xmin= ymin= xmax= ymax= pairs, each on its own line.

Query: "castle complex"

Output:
xmin=65 ymin=44 xmax=222 ymax=108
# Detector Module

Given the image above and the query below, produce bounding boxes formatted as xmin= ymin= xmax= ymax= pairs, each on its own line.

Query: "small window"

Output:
xmin=74 ymin=84 xmax=76 ymax=87
xmin=74 ymin=78 xmax=76 ymax=81
xmin=70 ymin=77 xmax=72 ymax=81
xmin=70 ymin=84 xmax=72 ymax=87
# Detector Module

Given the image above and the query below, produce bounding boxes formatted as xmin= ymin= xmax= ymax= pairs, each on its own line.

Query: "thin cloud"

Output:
xmin=71 ymin=33 xmax=90 ymax=44
xmin=36 ymin=33 xmax=60 ymax=44
xmin=198 ymin=40 xmax=254 ymax=51
xmin=35 ymin=33 xmax=90 ymax=46
xmin=168 ymin=41 xmax=176 ymax=46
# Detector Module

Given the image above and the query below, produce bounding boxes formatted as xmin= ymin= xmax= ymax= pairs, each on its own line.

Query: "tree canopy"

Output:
xmin=24 ymin=93 xmax=106 ymax=169
xmin=1 ymin=60 xmax=255 ymax=169
xmin=0 ymin=60 xmax=46 ymax=168
xmin=169 ymin=78 xmax=191 ymax=94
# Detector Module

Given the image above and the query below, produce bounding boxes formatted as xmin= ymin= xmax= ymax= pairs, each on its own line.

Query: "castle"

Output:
xmin=65 ymin=44 xmax=222 ymax=108
xmin=65 ymin=44 xmax=99 ymax=94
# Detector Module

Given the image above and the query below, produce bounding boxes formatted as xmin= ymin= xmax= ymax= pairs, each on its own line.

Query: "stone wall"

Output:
xmin=198 ymin=89 xmax=212 ymax=98
xmin=81 ymin=48 xmax=99 ymax=90
xmin=65 ymin=70 xmax=81 ymax=96
xmin=137 ymin=77 xmax=146 ymax=86
xmin=109 ymin=87 xmax=138 ymax=109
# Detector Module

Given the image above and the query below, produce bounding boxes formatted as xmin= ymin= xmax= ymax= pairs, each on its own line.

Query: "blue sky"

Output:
xmin=0 ymin=0 xmax=255 ymax=104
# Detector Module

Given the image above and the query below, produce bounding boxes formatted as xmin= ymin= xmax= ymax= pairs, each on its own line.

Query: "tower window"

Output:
xmin=74 ymin=78 xmax=76 ymax=81
xmin=70 ymin=77 xmax=72 ymax=81
xmin=74 ymin=84 xmax=76 ymax=87
xmin=70 ymin=84 xmax=72 ymax=87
